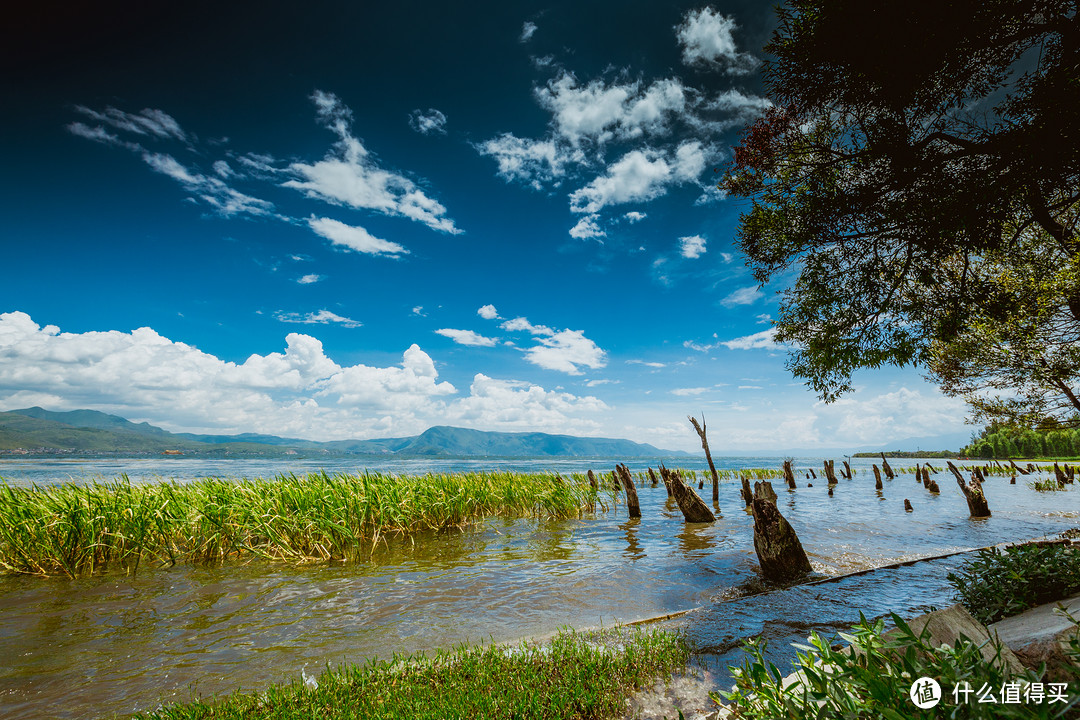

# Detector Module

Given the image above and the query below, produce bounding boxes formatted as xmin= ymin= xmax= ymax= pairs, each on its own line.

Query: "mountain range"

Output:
xmin=0 ymin=407 xmax=687 ymax=458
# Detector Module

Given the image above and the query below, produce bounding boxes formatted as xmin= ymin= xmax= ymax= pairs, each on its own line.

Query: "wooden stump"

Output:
xmin=1011 ymin=475 xmax=1017 ymax=484
xmin=587 ymin=469 xmax=598 ymax=512
xmin=824 ymin=460 xmax=839 ymax=485
xmin=751 ymin=481 xmax=811 ymax=582
xmin=809 ymin=467 xmax=817 ymax=479
xmin=880 ymin=453 xmax=895 ymax=480
xmin=666 ymin=467 xmax=716 ymax=522
xmin=783 ymin=460 xmax=796 ymax=489
xmin=973 ymin=466 xmax=986 ymax=484
xmin=843 ymin=460 xmax=853 ymax=480
xmin=615 ymin=464 xmax=641 ymax=518
xmin=904 ymin=499 xmax=913 ymax=512
xmin=647 ymin=467 xmax=659 ymax=488
xmin=740 ymin=476 xmax=753 ymax=507
xmin=872 ymin=464 xmax=882 ymax=489
xmin=948 ymin=461 xmax=991 ymax=518
xmin=588 ymin=469 xmax=598 ymax=492
xmin=689 ymin=415 xmax=721 ymax=504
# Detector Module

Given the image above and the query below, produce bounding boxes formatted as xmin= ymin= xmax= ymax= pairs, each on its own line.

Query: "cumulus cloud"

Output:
xmin=569 ymin=141 xmax=710 ymax=215
xmin=435 ymin=328 xmax=498 ymax=347
xmin=0 ymin=312 xmax=607 ymax=440
xmin=624 ymin=211 xmax=647 ymax=223
xmin=307 ymin=216 xmax=407 ymax=256
xmin=679 ymin=235 xmax=706 ymax=258
xmin=297 ymin=274 xmax=322 ymax=284
xmin=473 ymin=133 xmax=569 ymax=190
xmin=722 ymin=327 xmax=778 ymax=350
xmin=283 ymin=91 xmax=461 ymax=234
xmin=499 ymin=316 xmax=606 ymax=375
xmin=408 ymin=108 xmax=447 ymax=135
xmin=721 ymin=285 xmax=762 ymax=307
xmin=274 ymin=310 xmax=363 ymax=328
xmin=675 ymin=8 xmax=758 ymax=74
xmin=520 ymin=21 xmax=538 ymax=42
xmin=477 ymin=304 xmax=500 ymax=320
xmin=671 ymin=387 xmax=711 ymax=396
xmin=569 ymin=214 xmax=605 ymax=240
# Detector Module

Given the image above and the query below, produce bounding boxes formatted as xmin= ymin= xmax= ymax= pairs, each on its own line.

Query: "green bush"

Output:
xmin=718 ymin=613 xmax=1077 ymax=718
xmin=948 ymin=544 xmax=1080 ymax=625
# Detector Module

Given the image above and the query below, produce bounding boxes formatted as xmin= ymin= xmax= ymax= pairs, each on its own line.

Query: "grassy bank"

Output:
xmin=0 ymin=470 xmax=601 ymax=577
xmin=127 ymin=628 xmax=689 ymax=720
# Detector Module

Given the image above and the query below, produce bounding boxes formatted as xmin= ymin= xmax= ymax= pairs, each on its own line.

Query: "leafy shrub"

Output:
xmin=948 ymin=544 xmax=1080 ymax=625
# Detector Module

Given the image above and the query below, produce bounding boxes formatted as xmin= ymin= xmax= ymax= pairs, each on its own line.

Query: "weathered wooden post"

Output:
xmin=973 ymin=466 xmax=986 ymax=484
xmin=880 ymin=453 xmax=895 ymax=480
xmin=809 ymin=467 xmax=817 ymax=479
xmin=904 ymin=499 xmax=913 ymax=512
xmin=842 ymin=460 xmax=853 ymax=479
xmin=587 ymin=469 xmax=598 ymax=512
xmin=872 ymin=464 xmax=882 ymax=489
xmin=689 ymin=415 xmax=721 ymax=504
xmin=1055 ymin=463 xmax=1069 ymax=487
xmin=663 ymin=466 xmax=715 ymax=522
xmin=948 ymin=461 xmax=990 ymax=517
xmin=824 ymin=460 xmax=838 ymax=485
xmin=751 ymin=481 xmax=811 ymax=582
xmin=740 ymin=476 xmax=753 ymax=507
xmin=647 ymin=467 xmax=659 ymax=488
xmin=615 ymin=464 xmax=641 ymax=518
xmin=783 ymin=460 xmax=796 ymax=489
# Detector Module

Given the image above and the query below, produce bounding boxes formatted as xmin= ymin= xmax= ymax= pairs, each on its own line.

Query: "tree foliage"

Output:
xmin=724 ymin=0 xmax=1080 ymax=422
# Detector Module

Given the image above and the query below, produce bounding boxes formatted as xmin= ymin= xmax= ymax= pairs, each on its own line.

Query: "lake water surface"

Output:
xmin=0 ymin=457 xmax=1075 ymax=719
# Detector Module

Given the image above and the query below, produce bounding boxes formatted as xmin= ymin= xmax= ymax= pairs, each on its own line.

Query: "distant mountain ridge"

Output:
xmin=0 ymin=407 xmax=687 ymax=457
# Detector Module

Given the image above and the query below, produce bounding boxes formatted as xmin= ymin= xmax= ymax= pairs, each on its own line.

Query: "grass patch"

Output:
xmin=948 ymin=543 xmax=1080 ymax=625
xmin=718 ymin=613 xmax=1077 ymax=718
xmin=131 ymin=627 xmax=688 ymax=720
xmin=0 ymin=471 xmax=601 ymax=577
xmin=1031 ymin=478 xmax=1067 ymax=491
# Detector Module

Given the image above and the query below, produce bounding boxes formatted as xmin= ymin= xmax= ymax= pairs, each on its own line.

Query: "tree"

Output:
xmin=723 ymin=0 xmax=1080 ymax=423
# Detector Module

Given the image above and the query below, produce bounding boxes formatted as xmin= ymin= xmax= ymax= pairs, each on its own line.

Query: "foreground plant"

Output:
xmin=131 ymin=628 xmax=688 ymax=720
xmin=948 ymin=544 xmax=1080 ymax=625
xmin=0 ymin=471 xmax=598 ymax=577
xmin=717 ymin=613 xmax=1078 ymax=719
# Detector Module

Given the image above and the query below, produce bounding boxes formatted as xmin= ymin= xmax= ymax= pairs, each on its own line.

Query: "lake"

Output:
xmin=0 ymin=457 xmax=1074 ymax=719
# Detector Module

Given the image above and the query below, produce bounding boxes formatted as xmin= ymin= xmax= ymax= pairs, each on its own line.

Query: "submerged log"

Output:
xmin=783 ymin=460 xmax=796 ymax=489
xmin=615 ymin=464 xmax=641 ymax=518
xmin=689 ymin=415 xmax=721 ymax=503
xmin=880 ymin=453 xmax=895 ymax=480
xmin=904 ymin=499 xmax=913 ymax=512
xmin=665 ymin=467 xmax=716 ymax=522
xmin=740 ymin=476 xmax=753 ymax=507
xmin=751 ymin=481 xmax=812 ymax=582
xmin=948 ymin=461 xmax=991 ymax=517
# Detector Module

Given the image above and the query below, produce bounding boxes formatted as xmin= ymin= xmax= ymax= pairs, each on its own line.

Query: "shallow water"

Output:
xmin=0 ymin=461 xmax=1075 ymax=719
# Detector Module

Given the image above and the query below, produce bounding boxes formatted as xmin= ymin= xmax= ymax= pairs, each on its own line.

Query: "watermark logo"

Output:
xmin=910 ymin=677 xmax=942 ymax=709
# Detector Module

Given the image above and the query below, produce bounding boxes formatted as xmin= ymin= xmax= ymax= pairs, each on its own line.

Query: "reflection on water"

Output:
xmin=0 ymin=462 xmax=1076 ymax=719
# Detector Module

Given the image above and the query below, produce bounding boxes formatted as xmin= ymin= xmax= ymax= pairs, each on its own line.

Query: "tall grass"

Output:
xmin=0 ymin=471 xmax=597 ymax=577
xmin=135 ymin=627 xmax=689 ymax=720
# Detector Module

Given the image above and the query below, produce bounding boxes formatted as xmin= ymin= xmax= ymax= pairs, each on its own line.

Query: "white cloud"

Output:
xmin=473 ymin=133 xmax=569 ymax=190
xmin=0 ymin=312 xmax=614 ymax=440
xmin=722 ymin=327 xmax=778 ymax=350
xmin=307 ymin=216 xmax=407 ymax=257
xmin=719 ymin=252 xmax=734 ymax=263
xmin=520 ymin=21 xmax=538 ymax=42
xmin=74 ymin=105 xmax=188 ymax=142
xmin=435 ymin=328 xmax=498 ymax=347
xmin=675 ymin=8 xmax=758 ymax=74
xmin=141 ymin=152 xmax=275 ymax=217
xmin=500 ymin=316 xmax=606 ymax=375
xmin=297 ymin=274 xmax=322 ymax=284
xmin=679 ymin=235 xmax=706 ymax=259
xmin=755 ymin=313 xmax=772 ymax=324
xmin=671 ymin=387 xmax=710 ymax=396
xmin=624 ymin=211 xmax=647 ymax=223
xmin=721 ymin=285 xmax=762 ymax=307
xmin=569 ymin=214 xmax=605 ymax=240
xmin=569 ymin=150 xmax=673 ymax=214
xmin=412 ymin=306 xmax=426 ymax=316
xmin=284 ymin=91 xmax=461 ymax=235
xmin=477 ymin=304 xmax=500 ymax=320
xmin=627 ymin=359 xmax=666 ymax=368
xmin=408 ymin=108 xmax=447 ymax=135
xmin=274 ymin=310 xmax=363 ymax=328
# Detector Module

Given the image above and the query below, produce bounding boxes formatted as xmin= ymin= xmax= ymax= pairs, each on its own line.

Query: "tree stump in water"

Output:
xmin=948 ymin=461 xmax=990 ymax=517
xmin=615 ymin=464 xmax=641 ymax=518
xmin=904 ymin=499 xmax=913 ymax=512
xmin=1055 ymin=463 xmax=1069 ymax=487
xmin=647 ymin=467 xmax=659 ymax=488
xmin=973 ymin=466 xmax=986 ymax=484
xmin=809 ymin=467 xmax=817 ymax=479
xmin=740 ymin=476 xmax=753 ymax=507
xmin=880 ymin=453 xmax=895 ymax=480
xmin=1011 ymin=475 xmax=1017 ymax=484
xmin=689 ymin=415 xmax=721 ymax=504
xmin=872 ymin=464 xmax=882 ymax=489
xmin=825 ymin=460 xmax=839 ymax=485
xmin=665 ymin=467 xmax=716 ymax=522
xmin=751 ymin=481 xmax=811 ymax=582
xmin=842 ymin=460 xmax=853 ymax=479
xmin=783 ymin=460 xmax=796 ymax=489
xmin=587 ymin=469 xmax=598 ymax=512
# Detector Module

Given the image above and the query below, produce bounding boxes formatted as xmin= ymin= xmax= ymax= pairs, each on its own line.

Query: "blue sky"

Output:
xmin=0 ymin=1 xmax=973 ymax=452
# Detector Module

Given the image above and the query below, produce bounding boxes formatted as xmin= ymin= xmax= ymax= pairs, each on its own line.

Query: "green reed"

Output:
xmin=0 ymin=470 xmax=597 ymax=577
xmin=134 ymin=627 xmax=689 ymax=720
